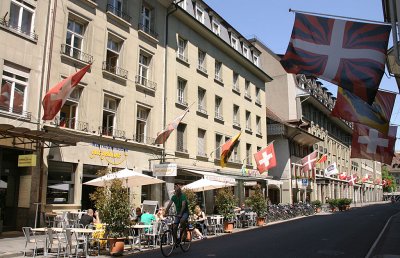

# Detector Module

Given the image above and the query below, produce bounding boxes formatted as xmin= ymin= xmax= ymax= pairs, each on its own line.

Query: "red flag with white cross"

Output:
xmin=351 ymin=123 xmax=396 ymax=165
xmin=254 ymin=143 xmax=276 ymax=174
xmin=42 ymin=64 xmax=91 ymax=120
xmin=301 ymin=151 xmax=318 ymax=174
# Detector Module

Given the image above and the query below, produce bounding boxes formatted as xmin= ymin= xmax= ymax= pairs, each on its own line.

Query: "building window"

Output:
xmin=105 ymin=33 xmax=123 ymax=74
xmin=212 ymin=19 xmax=220 ymax=36
xmin=244 ymin=80 xmax=251 ymax=99
xmin=198 ymin=87 xmax=207 ymax=114
xmin=253 ymin=54 xmax=259 ymax=66
xmin=177 ymin=0 xmax=187 ymax=9
xmin=197 ymin=129 xmax=206 ymax=157
xmin=233 ymin=105 xmax=240 ymax=126
xmin=46 ymin=161 xmax=76 ymax=204
xmin=245 ymin=111 xmax=251 ymax=131
xmin=231 ymin=35 xmax=239 ymax=50
xmin=195 ymin=4 xmax=204 ymax=23
xmin=232 ymin=141 xmax=240 ymax=163
xmin=243 ymin=45 xmax=250 ymax=59
xmin=102 ymin=95 xmax=119 ymax=136
xmin=59 ymin=87 xmax=82 ymax=130
xmin=246 ymin=144 xmax=252 ymax=166
xmin=215 ymin=95 xmax=223 ymax=120
xmin=64 ymin=17 xmax=89 ymax=62
xmin=233 ymin=72 xmax=239 ymax=92
xmin=255 ymin=87 xmax=261 ymax=104
xmin=135 ymin=106 xmax=150 ymax=143
xmin=177 ymin=37 xmax=188 ymax=62
xmin=140 ymin=4 xmax=155 ymax=36
xmin=215 ymin=134 xmax=223 ymax=158
xmin=1 ymin=63 xmax=28 ymax=115
xmin=177 ymin=78 xmax=187 ymax=106
xmin=197 ymin=49 xmax=207 ymax=73
xmin=177 ymin=123 xmax=187 ymax=152
xmin=256 ymin=116 xmax=261 ymax=134
xmin=215 ymin=61 xmax=223 ymax=82
xmin=137 ymin=51 xmax=153 ymax=86
xmin=9 ymin=0 xmax=35 ymax=37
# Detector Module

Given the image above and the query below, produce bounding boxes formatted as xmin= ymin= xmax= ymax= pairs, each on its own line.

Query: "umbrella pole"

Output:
xmin=203 ymin=189 xmax=206 ymax=214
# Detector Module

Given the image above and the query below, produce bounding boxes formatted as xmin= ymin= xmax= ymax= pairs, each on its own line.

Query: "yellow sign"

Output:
xmin=18 ymin=154 xmax=37 ymax=167
xmin=89 ymin=149 xmax=128 ymax=165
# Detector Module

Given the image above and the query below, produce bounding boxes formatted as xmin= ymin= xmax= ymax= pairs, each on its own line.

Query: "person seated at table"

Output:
xmin=156 ymin=207 xmax=165 ymax=222
xmin=80 ymin=209 xmax=95 ymax=227
xmin=140 ymin=210 xmax=156 ymax=234
xmin=130 ymin=207 xmax=143 ymax=223
xmin=193 ymin=205 xmax=207 ymax=237
xmin=94 ymin=210 xmax=101 ymax=224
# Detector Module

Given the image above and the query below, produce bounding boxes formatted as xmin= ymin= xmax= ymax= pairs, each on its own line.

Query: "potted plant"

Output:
xmin=182 ymin=188 xmax=197 ymax=215
xmin=326 ymin=198 xmax=338 ymax=212
xmin=344 ymin=198 xmax=352 ymax=210
xmin=337 ymin=198 xmax=346 ymax=211
xmin=311 ymin=200 xmax=322 ymax=213
xmin=215 ymin=187 xmax=237 ymax=233
xmin=245 ymin=185 xmax=267 ymax=226
xmin=90 ymin=169 xmax=132 ymax=255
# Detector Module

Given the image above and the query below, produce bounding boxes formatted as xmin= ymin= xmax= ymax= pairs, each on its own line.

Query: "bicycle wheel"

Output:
xmin=160 ymin=230 xmax=174 ymax=257
xmin=180 ymin=228 xmax=192 ymax=252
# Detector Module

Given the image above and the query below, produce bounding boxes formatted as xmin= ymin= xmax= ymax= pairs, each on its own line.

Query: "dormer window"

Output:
xmin=195 ymin=5 xmax=204 ymax=24
xmin=231 ymin=35 xmax=239 ymax=50
xmin=212 ymin=19 xmax=220 ymax=36
xmin=243 ymin=45 xmax=250 ymax=59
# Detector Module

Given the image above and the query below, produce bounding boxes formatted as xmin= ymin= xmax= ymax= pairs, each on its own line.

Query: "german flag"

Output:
xmin=220 ymin=132 xmax=241 ymax=167
xmin=316 ymin=154 xmax=327 ymax=164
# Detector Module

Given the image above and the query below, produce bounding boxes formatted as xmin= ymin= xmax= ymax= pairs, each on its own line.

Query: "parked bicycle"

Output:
xmin=160 ymin=215 xmax=192 ymax=257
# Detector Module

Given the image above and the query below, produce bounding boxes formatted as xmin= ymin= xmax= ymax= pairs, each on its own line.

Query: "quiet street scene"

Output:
xmin=1 ymin=0 xmax=400 ymax=258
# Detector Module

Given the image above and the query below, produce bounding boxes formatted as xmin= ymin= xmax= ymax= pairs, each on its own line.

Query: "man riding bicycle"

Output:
xmin=165 ymin=184 xmax=189 ymax=244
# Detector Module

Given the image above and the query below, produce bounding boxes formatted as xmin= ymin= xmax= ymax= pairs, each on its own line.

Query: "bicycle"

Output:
xmin=160 ymin=215 xmax=192 ymax=257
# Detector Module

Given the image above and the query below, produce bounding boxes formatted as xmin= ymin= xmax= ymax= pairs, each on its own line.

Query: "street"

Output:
xmin=129 ymin=203 xmax=400 ymax=258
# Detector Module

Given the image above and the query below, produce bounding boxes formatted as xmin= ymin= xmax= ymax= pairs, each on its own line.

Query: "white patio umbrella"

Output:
xmin=48 ymin=183 xmax=69 ymax=191
xmin=0 ymin=180 xmax=7 ymax=189
xmin=83 ymin=168 xmax=165 ymax=187
xmin=182 ymin=178 xmax=234 ymax=213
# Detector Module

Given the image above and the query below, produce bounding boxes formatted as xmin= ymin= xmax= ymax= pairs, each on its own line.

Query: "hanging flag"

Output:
xmin=331 ymin=88 xmax=395 ymax=134
xmin=301 ymin=151 xmax=318 ymax=173
xmin=362 ymin=174 xmax=370 ymax=183
xmin=324 ymin=162 xmax=338 ymax=177
xmin=316 ymin=154 xmax=327 ymax=164
xmin=220 ymin=131 xmax=241 ymax=167
xmin=155 ymin=108 xmax=189 ymax=145
xmin=42 ymin=64 xmax=91 ymax=120
xmin=339 ymin=172 xmax=347 ymax=180
xmin=280 ymin=13 xmax=391 ymax=104
xmin=253 ymin=143 xmax=277 ymax=174
xmin=351 ymin=124 xmax=396 ymax=165
xmin=347 ymin=174 xmax=357 ymax=186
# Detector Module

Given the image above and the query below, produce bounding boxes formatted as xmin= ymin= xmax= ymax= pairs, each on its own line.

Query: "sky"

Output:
xmin=207 ymin=0 xmax=400 ymax=150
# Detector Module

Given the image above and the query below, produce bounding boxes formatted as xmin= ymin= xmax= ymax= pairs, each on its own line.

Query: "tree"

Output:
xmin=382 ymin=166 xmax=397 ymax=193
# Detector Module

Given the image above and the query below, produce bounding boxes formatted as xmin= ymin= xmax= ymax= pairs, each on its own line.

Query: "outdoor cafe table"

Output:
xmin=129 ymin=224 xmax=152 ymax=251
xmin=32 ymin=227 xmax=100 ymax=257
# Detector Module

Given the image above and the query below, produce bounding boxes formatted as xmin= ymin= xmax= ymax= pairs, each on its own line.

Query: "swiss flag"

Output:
xmin=339 ymin=172 xmax=347 ymax=180
xmin=351 ymin=123 xmax=396 ymax=165
xmin=347 ymin=174 xmax=357 ymax=186
xmin=42 ymin=64 xmax=91 ymax=120
xmin=254 ymin=143 xmax=276 ymax=174
xmin=301 ymin=151 xmax=318 ymax=173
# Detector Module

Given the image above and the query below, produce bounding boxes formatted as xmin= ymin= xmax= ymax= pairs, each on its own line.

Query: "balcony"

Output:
xmin=244 ymin=92 xmax=252 ymax=101
xmin=102 ymin=61 xmax=128 ymax=79
xmin=132 ymin=134 xmax=155 ymax=145
xmin=135 ymin=75 xmax=156 ymax=91
xmin=54 ymin=117 xmax=89 ymax=132
xmin=0 ymin=105 xmax=31 ymax=120
xmin=214 ymin=75 xmax=223 ymax=84
xmin=138 ymin=22 xmax=158 ymax=39
xmin=267 ymin=123 xmax=285 ymax=135
xmin=61 ymin=44 xmax=93 ymax=64
xmin=0 ymin=18 xmax=38 ymax=42
xmin=233 ymin=121 xmax=241 ymax=129
xmin=215 ymin=112 xmax=224 ymax=122
xmin=106 ymin=4 xmax=131 ymax=23
xmin=98 ymin=126 xmax=126 ymax=139
xmin=176 ymin=98 xmax=188 ymax=108
xmin=232 ymin=85 xmax=240 ymax=94
xmin=197 ymin=64 xmax=207 ymax=75
xmin=177 ymin=52 xmax=188 ymax=63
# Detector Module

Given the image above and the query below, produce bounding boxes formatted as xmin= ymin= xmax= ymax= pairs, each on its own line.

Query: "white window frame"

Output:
xmin=138 ymin=51 xmax=151 ymax=82
xmin=66 ymin=18 xmax=85 ymax=58
xmin=231 ymin=35 xmax=239 ymax=50
xmin=197 ymin=129 xmax=206 ymax=156
xmin=253 ymin=54 xmax=259 ymax=66
xmin=177 ymin=78 xmax=187 ymax=105
xmin=195 ymin=4 xmax=204 ymax=23
xmin=256 ymin=116 xmax=261 ymax=134
xmin=177 ymin=37 xmax=188 ymax=62
xmin=256 ymin=87 xmax=261 ymax=104
xmin=233 ymin=72 xmax=239 ymax=91
xmin=1 ymin=64 xmax=29 ymax=116
xmin=141 ymin=5 xmax=152 ymax=33
xmin=102 ymin=95 xmax=119 ymax=136
xmin=198 ymin=49 xmax=207 ymax=73
xmin=215 ymin=61 xmax=222 ymax=81
xmin=9 ymin=0 xmax=35 ymax=36
xmin=198 ymin=87 xmax=206 ymax=113
xmin=246 ymin=111 xmax=251 ymax=131
xmin=106 ymin=34 xmax=121 ymax=68
xmin=243 ymin=45 xmax=250 ymax=59
xmin=136 ymin=105 xmax=150 ymax=143
xmin=233 ymin=105 xmax=239 ymax=124
xmin=212 ymin=19 xmax=221 ymax=36
xmin=215 ymin=96 xmax=222 ymax=119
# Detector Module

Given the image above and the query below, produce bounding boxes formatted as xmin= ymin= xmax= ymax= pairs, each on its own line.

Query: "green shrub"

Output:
xmin=311 ymin=200 xmax=322 ymax=208
xmin=215 ymin=187 xmax=237 ymax=222
xmin=245 ymin=185 xmax=267 ymax=217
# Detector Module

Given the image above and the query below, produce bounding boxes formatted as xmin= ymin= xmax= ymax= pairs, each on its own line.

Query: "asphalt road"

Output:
xmin=129 ymin=203 xmax=400 ymax=258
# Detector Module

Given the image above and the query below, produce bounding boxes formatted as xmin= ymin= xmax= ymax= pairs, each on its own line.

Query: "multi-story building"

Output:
xmin=251 ymin=38 xmax=383 ymax=204
xmin=386 ymin=153 xmax=400 ymax=194
xmin=0 ymin=0 xmax=272 ymax=231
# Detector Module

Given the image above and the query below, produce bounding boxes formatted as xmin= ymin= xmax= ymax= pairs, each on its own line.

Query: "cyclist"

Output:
xmin=165 ymin=184 xmax=189 ymax=244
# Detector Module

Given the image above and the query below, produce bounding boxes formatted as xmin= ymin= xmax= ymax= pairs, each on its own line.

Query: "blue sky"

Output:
xmin=207 ymin=0 xmax=400 ymax=150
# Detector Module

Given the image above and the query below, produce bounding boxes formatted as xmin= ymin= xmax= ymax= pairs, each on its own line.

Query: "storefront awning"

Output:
xmin=184 ymin=169 xmax=237 ymax=185
xmin=266 ymin=179 xmax=283 ymax=186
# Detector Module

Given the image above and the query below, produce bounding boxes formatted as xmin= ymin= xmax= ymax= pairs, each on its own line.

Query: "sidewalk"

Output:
xmin=0 ymin=201 xmax=390 ymax=258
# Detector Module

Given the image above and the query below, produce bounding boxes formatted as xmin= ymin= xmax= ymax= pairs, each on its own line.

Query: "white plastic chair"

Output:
xmin=22 ymin=227 xmax=45 ymax=257
xmin=144 ymin=222 xmax=162 ymax=248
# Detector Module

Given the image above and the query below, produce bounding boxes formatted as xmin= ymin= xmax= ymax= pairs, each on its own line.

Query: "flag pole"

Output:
xmin=289 ymin=8 xmax=390 ymax=25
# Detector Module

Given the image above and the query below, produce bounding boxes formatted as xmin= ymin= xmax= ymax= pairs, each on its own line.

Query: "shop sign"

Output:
xmin=205 ymin=175 xmax=236 ymax=184
xmin=18 ymin=154 xmax=37 ymax=167
xmin=89 ymin=143 xmax=128 ymax=165
xmin=153 ymin=163 xmax=177 ymax=177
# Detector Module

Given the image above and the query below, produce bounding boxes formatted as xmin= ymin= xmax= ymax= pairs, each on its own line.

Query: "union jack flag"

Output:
xmin=281 ymin=13 xmax=391 ymax=104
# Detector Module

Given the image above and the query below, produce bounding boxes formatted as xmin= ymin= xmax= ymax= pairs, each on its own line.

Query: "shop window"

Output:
xmin=46 ymin=161 xmax=76 ymax=204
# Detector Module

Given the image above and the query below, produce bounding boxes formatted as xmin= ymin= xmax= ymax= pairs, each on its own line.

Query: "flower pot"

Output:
xmin=223 ymin=221 xmax=234 ymax=233
xmin=315 ymin=207 xmax=321 ymax=213
xmin=256 ymin=217 xmax=266 ymax=226
xmin=109 ymin=238 xmax=125 ymax=256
